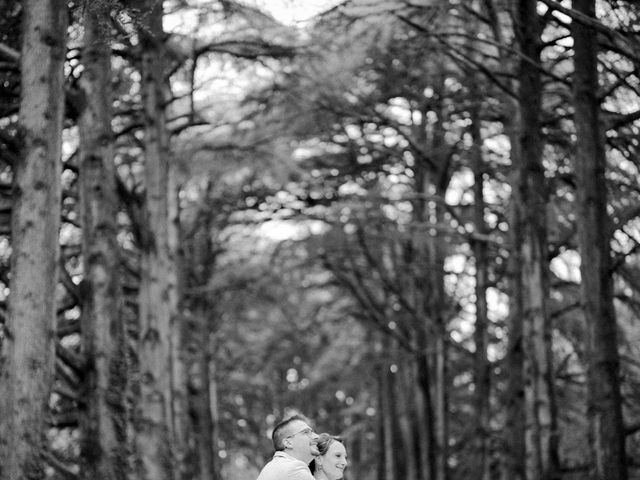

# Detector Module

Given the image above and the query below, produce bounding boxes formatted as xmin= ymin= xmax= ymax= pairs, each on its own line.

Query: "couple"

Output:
xmin=257 ymin=414 xmax=348 ymax=480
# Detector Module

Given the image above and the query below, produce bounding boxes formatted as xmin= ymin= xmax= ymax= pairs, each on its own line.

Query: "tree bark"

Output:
xmin=78 ymin=4 xmax=127 ymax=479
xmin=182 ymin=182 xmax=221 ymax=480
xmin=378 ymin=336 xmax=396 ymax=480
xmin=169 ymin=174 xmax=191 ymax=480
xmin=413 ymin=70 xmax=452 ymax=480
xmin=571 ymin=1 xmax=627 ymax=478
xmin=135 ymin=1 xmax=178 ymax=478
xmin=429 ymin=126 xmax=450 ymax=480
xmin=413 ymin=358 xmax=432 ymax=480
xmin=470 ymin=98 xmax=491 ymax=480
xmin=0 ymin=0 xmax=67 ymax=478
xmin=503 ymin=96 xmax=526 ymax=480
xmin=396 ymin=351 xmax=419 ymax=480
xmin=514 ymin=1 xmax=559 ymax=479
xmin=188 ymin=304 xmax=219 ymax=480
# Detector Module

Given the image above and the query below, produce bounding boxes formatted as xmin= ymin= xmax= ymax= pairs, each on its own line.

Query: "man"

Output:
xmin=257 ymin=415 xmax=320 ymax=480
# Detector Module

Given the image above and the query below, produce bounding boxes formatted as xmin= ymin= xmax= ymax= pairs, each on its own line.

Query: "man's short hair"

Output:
xmin=272 ymin=414 xmax=309 ymax=451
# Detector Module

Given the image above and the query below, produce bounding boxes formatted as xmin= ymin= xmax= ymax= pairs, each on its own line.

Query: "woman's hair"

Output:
xmin=309 ymin=433 xmax=343 ymax=474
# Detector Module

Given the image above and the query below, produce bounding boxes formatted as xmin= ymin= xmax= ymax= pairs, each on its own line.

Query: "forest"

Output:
xmin=0 ymin=0 xmax=639 ymax=479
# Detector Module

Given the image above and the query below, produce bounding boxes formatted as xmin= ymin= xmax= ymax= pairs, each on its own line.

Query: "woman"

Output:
xmin=309 ymin=433 xmax=348 ymax=480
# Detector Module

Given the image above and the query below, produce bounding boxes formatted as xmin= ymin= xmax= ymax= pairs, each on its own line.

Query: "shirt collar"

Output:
xmin=274 ymin=451 xmax=306 ymax=463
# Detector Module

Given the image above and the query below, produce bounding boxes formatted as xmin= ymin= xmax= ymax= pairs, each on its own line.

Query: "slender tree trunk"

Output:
xmin=414 ymin=76 xmax=451 ymax=480
xmin=412 ymin=97 xmax=450 ymax=480
xmin=0 ymin=1 xmax=66 ymax=478
xmin=433 ymin=330 xmax=448 ymax=480
xmin=169 ymin=174 xmax=190 ymax=480
xmin=416 ymin=348 xmax=437 ymax=480
xmin=410 ymin=168 xmax=438 ymax=480
xmin=502 ymin=97 xmax=526 ymax=480
xmin=571 ymin=1 xmax=627 ymax=478
xmin=78 ymin=4 xmax=127 ymax=479
xmin=404 ymin=242 xmax=432 ymax=480
xmin=396 ymin=352 xmax=419 ymax=480
xmin=470 ymin=99 xmax=491 ymax=480
xmin=189 ymin=305 xmax=218 ymax=480
xmin=514 ymin=1 xmax=559 ymax=478
xmin=135 ymin=1 xmax=177 ymax=478
xmin=430 ymin=183 xmax=450 ymax=480
xmin=477 ymin=2 xmax=526 ymax=475
xmin=378 ymin=336 xmax=396 ymax=480
xmin=413 ymin=360 xmax=432 ymax=480
xmin=182 ymin=183 xmax=221 ymax=480
xmin=208 ymin=352 xmax=221 ymax=478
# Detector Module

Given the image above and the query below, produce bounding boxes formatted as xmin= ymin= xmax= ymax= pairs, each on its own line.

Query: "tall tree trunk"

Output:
xmin=410 ymin=170 xmax=438 ymax=480
xmin=433 ymin=329 xmax=448 ymax=480
xmin=378 ymin=336 xmax=396 ymax=480
xmin=514 ymin=1 xmax=559 ymax=478
xmin=413 ymin=70 xmax=451 ymax=480
xmin=183 ymin=183 xmax=220 ymax=480
xmin=208 ymin=353 xmax=221 ymax=477
xmin=430 ymin=142 xmax=450 ymax=480
xmin=0 ymin=0 xmax=67 ymax=478
xmin=396 ymin=351 xmax=419 ymax=480
xmin=413 ymin=359 xmax=432 ymax=480
xmin=169 ymin=174 xmax=190 ymax=480
xmin=470 ymin=99 xmax=491 ymax=480
xmin=189 ymin=304 xmax=219 ymax=480
xmin=571 ymin=1 xmax=627 ymax=478
xmin=135 ymin=1 xmax=177 ymax=478
xmin=78 ymin=4 xmax=127 ymax=479
xmin=502 ymin=96 xmax=526 ymax=480
xmin=409 ymin=114 xmax=436 ymax=480
xmin=478 ymin=3 xmax=527 ymax=477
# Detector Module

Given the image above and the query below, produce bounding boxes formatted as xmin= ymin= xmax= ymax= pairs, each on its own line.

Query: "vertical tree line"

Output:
xmin=0 ymin=0 xmax=67 ymax=478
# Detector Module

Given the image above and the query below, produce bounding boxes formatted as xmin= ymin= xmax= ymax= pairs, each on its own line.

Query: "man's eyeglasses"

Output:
xmin=286 ymin=427 xmax=315 ymax=439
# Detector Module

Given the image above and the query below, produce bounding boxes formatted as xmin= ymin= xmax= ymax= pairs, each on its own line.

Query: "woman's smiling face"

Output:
xmin=320 ymin=440 xmax=348 ymax=480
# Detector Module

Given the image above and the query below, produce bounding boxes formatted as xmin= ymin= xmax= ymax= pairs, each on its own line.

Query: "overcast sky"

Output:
xmin=248 ymin=0 xmax=339 ymax=25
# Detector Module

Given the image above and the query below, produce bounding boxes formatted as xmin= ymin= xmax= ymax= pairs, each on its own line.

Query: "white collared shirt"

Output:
xmin=257 ymin=451 xmax=315 ymax=480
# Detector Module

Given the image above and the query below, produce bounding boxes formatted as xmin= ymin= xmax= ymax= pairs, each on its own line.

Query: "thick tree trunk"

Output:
xmin=0 ymin=1 xmax=67 ymax=478
xmin=78 ymin=4 xmax=127 ymax=480
xmin=135 ymin=1 xmax=178 ymax=478
xmin=571 ymin=1 xmax=627 ymax=478
xmin=514 ymin=1 xmax=559 ymax=479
